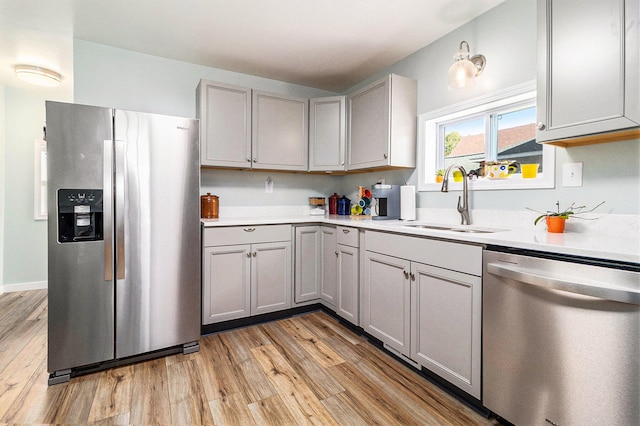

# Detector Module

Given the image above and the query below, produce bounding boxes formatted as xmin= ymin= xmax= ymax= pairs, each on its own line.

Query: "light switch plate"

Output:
xmin=562 ymin=162 xmax=583 ymax=187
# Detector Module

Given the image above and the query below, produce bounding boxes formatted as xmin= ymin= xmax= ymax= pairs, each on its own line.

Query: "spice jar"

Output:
xmin=201 ymin=193 xmax=219 ymax=219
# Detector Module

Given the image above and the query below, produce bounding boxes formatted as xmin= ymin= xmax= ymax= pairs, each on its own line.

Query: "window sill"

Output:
xmin=419 ymin=174 xmax=554 ymax=192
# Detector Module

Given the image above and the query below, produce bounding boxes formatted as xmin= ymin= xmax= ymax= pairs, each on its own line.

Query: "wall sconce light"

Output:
xmin=14 ymin=64 xmax=62 ymax=87
xmin=447 ymin=41 xmax=486 ymax=90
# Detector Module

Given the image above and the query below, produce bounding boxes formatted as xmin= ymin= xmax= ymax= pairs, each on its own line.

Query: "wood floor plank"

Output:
xmin=251 ymin=344 xmax=339 ymax=426
xmin=320 ymin=391 xmax=374 ymax=426
xmin=209 ymin=391 xmax=257 ymax=426
xmin=327 ymin=361 xmax=423 ymax=426
xmin=193 ymin=352 xmax=241 ymax=402
xmin=290 ymin=355 xmax=345 ymax=401
xmin=89 ymin=411 xmax=131 ymax=425
xmin=257 ymin=321 xmax=310 ymax=366
xmin=87 ymin=365 xmax=134 ymax=423
xmin=248 ymin=394 xmax=298 ymax=425
xmin=279 ymin=318 xmax=345 ymax=368
xmin=0 ymin=332 xmax=47 ymax=419
xmin=0 ymin=358 xmax=53 ymax=424
xmin=129 ymin=357 xmax=172 ymax=424
xmin=44 ymin=372 xmax=100 ymax=424
xmin=166 ymin=358 xmax=215 ymax=425
xmin=231 ymin=358 xmax=278 ymax=404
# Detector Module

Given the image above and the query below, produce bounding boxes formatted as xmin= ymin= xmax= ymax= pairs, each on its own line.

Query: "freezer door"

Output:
xmin=114 ymin=110 xmax=200 ymax=359
xmin=46 ymin=101 xmax=115 ymax=373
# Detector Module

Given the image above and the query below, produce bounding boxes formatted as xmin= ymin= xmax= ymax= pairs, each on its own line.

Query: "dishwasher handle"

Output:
xmin=486 ymin=262 xmax=640 ymax=305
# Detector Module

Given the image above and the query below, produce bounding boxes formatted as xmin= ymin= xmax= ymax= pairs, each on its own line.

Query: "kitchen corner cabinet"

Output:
xmin=196 ymin=80 xmax=252 ymax=167
xmin=536 ymin=0 xmax=640 ymax=143
xmin=363 ymin=231 xmax=482 ymax=399
xmin=202 ymin=225 xmax=292 ymax=324
xmin=309 ymin=96 xmax=347 ymax=172
xmin=252 ymin=90 xmax=308 ymax=171
xmin=294 ymin=225 xmax=337 ymax=305
xmin=336 ymin=227 xmax=359 ymax=325
xmin=347 ymin=74 xmax=417 ymax=170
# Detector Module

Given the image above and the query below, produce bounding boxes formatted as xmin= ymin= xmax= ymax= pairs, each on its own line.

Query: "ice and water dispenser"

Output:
xmin=57 ymin=189 xmax=104 ymax=242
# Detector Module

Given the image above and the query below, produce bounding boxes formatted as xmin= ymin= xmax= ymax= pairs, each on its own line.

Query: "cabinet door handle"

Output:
xmin=246 ymin=252 xmax=252 ymax=258
xmin=243 ymin=227 xmax=256 ymax=232
xmin=253 ymin=252 xmax=257 ymax=257
xmin=253 ymin=158 xmax=257 ymax=163
xmin=410 ymin=273 xmax=416 ymax=281
xmin=383 ymin=153 xmax=388 ymax=159
xmin=246 ymin=158 xmax=251 ymax=162
xmin=537 ymin=122 xmax=546 ymax=130
xmin=403 ymin=270 xmax=409 ymax=279
xmin=342 ymin=229 xmax=350 ymax=234
xmin=335 ymin=251 xmax=339 ymax=256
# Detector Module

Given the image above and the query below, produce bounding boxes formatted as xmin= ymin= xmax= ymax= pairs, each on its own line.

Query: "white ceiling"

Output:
xmin=0 ymin=0 xmax=506 ymax=92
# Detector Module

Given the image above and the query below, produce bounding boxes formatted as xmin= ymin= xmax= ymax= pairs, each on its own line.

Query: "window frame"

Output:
xmin=417 ymin=81 xmax=555 ymax=192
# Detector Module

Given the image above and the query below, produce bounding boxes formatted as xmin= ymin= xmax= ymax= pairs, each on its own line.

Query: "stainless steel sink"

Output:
xmin=405 ymin=224 xmax=454 ymax=231
xmin=404 ymin=224 xmax=507 ymax=234
xmin=448 ymin=228 xmax=497 ymax=234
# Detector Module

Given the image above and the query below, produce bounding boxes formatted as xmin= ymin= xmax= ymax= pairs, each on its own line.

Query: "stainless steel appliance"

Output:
xmin=46 ymin=101 xmax=201 ymax=385
xmin=483 ymin=248 xmax=640 ymax=425
xmin=371 ymin=184 xmax=400 ymax=220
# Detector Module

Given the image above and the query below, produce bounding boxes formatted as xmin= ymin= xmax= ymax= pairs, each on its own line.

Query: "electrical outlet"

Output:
xmin=562 ymin=162 xmax=583 ymax=187
xmin=265 ymin=177 xmax=274 ymax=193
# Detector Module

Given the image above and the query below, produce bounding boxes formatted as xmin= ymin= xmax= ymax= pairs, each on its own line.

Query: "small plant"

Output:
xmin=528 ymin=201 xmax=605 ymax=225
xmin=436 ymin=169 xmax=445 ymax=177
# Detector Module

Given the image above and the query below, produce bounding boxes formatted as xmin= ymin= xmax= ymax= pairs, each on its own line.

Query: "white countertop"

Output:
xmin=202 ymin=214 xmax=640 ymax=264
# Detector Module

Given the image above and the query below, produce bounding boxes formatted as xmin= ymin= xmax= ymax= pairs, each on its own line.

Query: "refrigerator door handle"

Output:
xmin=115 ymin=138 xmax=125 ymax=280
xmin=103 ymin=140 xmax=113 ymax=281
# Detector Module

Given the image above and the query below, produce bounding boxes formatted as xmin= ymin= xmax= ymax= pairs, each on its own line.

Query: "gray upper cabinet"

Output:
xmin=309 ymin=96 xmax=346 ymax=172
xmin=252 ymin=90 xmax=308 ymax=171
xmin=196 ymin=80 xmax=252 ymax=167
xmin=536 ymin=0 xmax=640 ymax=143
xmin=347 ymin=74 xmax=417 ymax=170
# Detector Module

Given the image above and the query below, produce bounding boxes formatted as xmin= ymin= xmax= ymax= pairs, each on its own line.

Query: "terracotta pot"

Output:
xmin=435 ymin=175 xmax=444 ymax=183
xmin=545 ymin=216 xmax=566 ymax=233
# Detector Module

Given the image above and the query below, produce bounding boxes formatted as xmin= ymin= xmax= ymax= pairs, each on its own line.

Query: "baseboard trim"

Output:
xmin=1 ymin=280 xmax=47 ymax=294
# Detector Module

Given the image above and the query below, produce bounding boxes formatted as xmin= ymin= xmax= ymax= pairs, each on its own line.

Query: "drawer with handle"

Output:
xmin=203 ymin=224 xmax=291 ymax=247
xmin=337 ymin=226 xmax=359 ymax=247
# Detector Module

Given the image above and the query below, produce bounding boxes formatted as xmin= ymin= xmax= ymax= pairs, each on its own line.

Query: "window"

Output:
xmin=418 ymin=81 xmax=554 ymax=191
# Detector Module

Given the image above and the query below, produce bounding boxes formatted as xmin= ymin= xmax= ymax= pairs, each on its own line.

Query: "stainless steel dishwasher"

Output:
xmin=483 ymin=247 xmax=640 ymax=426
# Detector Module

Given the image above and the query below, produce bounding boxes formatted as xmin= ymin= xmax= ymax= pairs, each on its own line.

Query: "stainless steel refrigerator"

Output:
xmin=46 ymin=101 xmax=200 ymax=385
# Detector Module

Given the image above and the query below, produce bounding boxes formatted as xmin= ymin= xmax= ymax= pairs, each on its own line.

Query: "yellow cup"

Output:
xmin=521 ymin=163 xmax=539 ymax=179
xmin=453 ymin=171 xmax=463 ymax=182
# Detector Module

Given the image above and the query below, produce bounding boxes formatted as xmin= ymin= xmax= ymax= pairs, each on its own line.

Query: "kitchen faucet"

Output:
xmin=441 ymin=164 xmax=471 ymax=225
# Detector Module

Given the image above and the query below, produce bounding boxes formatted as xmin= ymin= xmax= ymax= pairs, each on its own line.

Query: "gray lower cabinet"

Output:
xmin=363 ymin=251 xmax=411 ymax=357
xmin=363 ymin=230 xmax=482 ymax=398
xmin=410 ymin=262 xmax=482 ymax=399
xmin=336 ymin=226 xmax=359 ymax=325
xmin=536 ymin=0 xmax=639 ymax=142
xmin=294 ymin=225 xmax=337 ymax=306
xmin=202 ymin=225 xmax=292 ymax=324
xmin=320 ymin=226 xmax=338 ymax=305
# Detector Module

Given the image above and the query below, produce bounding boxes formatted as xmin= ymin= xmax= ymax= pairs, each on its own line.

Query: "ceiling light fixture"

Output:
xmin=14 ymin=64 xmax=62 ymax=87
xmin=447 ymin=41 xmax=486 ymax=90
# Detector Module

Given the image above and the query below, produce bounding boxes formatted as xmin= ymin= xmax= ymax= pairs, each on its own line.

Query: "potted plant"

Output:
xmin=435 ymin=169 xmax=445 ymax=183
xmin=528 ymin=201 xmax=605 ymax=233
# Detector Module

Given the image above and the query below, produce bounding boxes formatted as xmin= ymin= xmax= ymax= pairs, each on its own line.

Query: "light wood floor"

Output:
xmin=0 ymin=289 xmax=496 ymax=425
